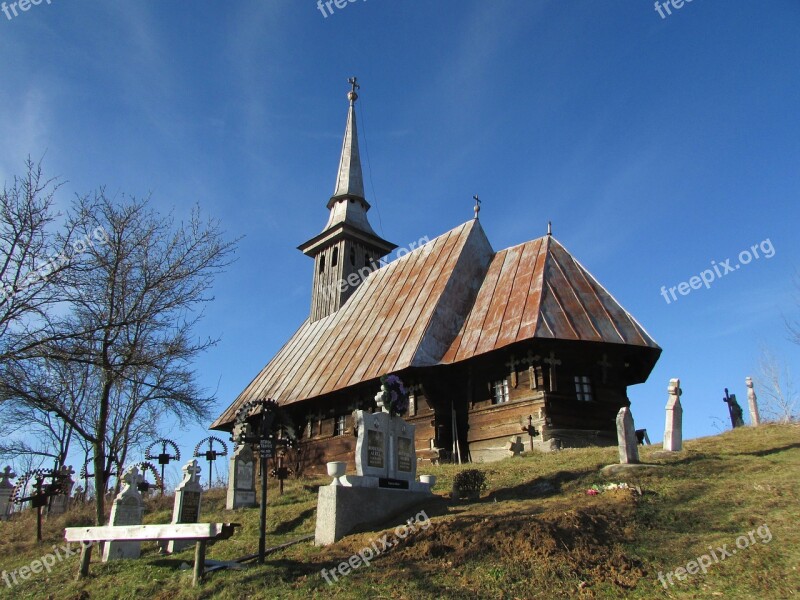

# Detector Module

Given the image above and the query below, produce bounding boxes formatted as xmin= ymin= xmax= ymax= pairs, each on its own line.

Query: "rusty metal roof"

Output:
xmin=211 ymin=222 xmax=659 ymax=430
xmin=442 ymin=235 xmax=658 ymax=363
xmin=211 ymin=220 xmax=493 ymax=429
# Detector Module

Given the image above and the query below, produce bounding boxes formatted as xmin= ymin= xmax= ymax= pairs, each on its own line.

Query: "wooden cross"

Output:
xmin=597 ymin=354 xmax=613 ymax=384
xmin=543 ymin=351 xmax=561 ymax=392
xmin=505 ymin=355 xmax=520 ymax=388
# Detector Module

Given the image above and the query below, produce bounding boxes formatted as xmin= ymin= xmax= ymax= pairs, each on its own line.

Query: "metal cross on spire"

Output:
xmin=473 ymin=195 xmax=481 ymax=219
xmin=347 ymin=76 xmax=360 ymax=104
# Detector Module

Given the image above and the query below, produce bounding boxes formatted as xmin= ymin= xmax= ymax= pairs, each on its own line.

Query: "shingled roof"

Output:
xmin=210 ymin=220 xmax=659 ymax=430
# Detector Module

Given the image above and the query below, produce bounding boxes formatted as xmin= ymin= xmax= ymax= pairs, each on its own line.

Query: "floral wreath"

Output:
xmin=380 ymin=374 xmax=409 ymax=416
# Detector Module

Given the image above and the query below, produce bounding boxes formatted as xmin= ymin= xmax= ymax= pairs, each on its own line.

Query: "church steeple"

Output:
xmin=331 ymin=78 xmax=365 ymax=200
xmin=298 ymin=78 xmax=396 ymax=322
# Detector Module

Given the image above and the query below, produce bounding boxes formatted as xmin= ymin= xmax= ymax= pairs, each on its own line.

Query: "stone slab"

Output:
xmin=314 ymin=483 xmax=431 ymax=546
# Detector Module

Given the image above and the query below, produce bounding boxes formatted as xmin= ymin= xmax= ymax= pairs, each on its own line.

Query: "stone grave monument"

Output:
xmin=49 ymin=465 xmax=75 ymax=516
xmin=663 ymin=378 xmax=683 ymax=452
xmin=226 ymin=423 xmax=257 ymax=510
xmin=167 ymin=459 xmax=203 ymax=553
xmin=745 ymin=376 xmax=761 ymax=426
xmin=0 ymin=467 xmax=15 ymax=520
xmin=102 ymin=467 xmax=145 ymax=561
xmin=617 ymin=407 xmax=640 ymax=464
xmin=602 ymin=406 xmax=664 ymax=476
xmin=314 ymin=381 xmax=434 ymax=545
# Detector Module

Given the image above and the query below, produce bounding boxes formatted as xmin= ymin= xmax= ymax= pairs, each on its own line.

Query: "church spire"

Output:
xmin=298 ymin=77 xmax=396 ymax=322
xmin=331 ymin=77 xmax=365 ymax=201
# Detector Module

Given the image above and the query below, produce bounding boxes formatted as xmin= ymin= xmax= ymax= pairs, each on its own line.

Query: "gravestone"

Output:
xmin=745 ymin=376 xmax=761 ymax=426
xmin=316 ymin=389 xmax=433 ymax=545
xmin=507 ymin=436 xmax=524 ymax=457
xmin=49 ymin=465 xmax=75 ymax=516
xmin=226 ymin=425 xmax=257 ymax=509
xmin=102 ymin=467 xmax=145 ymax=561
xmin=355 ymin=409 xmax=417 ymax=485
xmin=167 ymin=459 xmax=203 ymax=553
xmin=616 ymin=407 xmax=640 ymax=464
xmin=663 ymin=378 xmax=683 ymax=451
xmin=0 ymin=467 xmax=15 ymax=520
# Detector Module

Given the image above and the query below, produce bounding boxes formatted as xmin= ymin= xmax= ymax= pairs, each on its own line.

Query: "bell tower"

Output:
xmin=298 ymin=78 xmax=396 ymax=322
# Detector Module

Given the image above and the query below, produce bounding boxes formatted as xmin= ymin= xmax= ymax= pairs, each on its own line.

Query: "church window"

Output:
xmin=332 ymin=247 xmax=339 ymax=267
xmin=492 ymin=379 xmax=509 ymax=404
xmin=409 ymin=391 xmax=416 ymax=416
xmin=350 ymin=247 xmax=356 ymax=266
xmin=334 ymin=414 xmax=347 ymax=436
xmin=319 ymin=254 xmax=325 ymax=273
xmin=575 ymin=376 xmax=593 ymax=401
xmin=365 ymin=254 xmax=371 ymax=267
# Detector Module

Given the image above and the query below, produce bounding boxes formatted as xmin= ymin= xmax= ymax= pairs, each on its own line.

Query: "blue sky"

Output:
xmin=1 ymin=1 xmax=798 ymax=476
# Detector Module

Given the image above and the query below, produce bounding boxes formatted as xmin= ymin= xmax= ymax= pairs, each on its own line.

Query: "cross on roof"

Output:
xmin=347 ymin=76 xmax=360 ymax=104
xmin=473 ymin=195 xmax=481 ymax=219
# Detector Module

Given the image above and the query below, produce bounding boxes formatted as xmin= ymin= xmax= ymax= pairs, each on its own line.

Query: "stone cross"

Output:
xmin=102 ymin=467 xmax=145 ymax=561
xmin=544 ymin=352 xmax=561 ymax=392
xmin=663 ymin=378 xmax=683 ymax=451
xmin=226 ymin=440 xmax=257 ymax=510
xmin=745 ymin=376 xmax=760 ymax=426
xmin=167 ymin=459 xmax=204 ymax=553
xmin=505 ymin=355 xmax=519 ymax=388
xmin=507 ymin=436 xmax=525 ymax=457
xmin=597 ymin=354 xmax=613 ymax=384
xmin=184 ymin=459 xmax=202 ymax=485
xmin=616 ymin=407 xmax=640 ymax=464
xmin=49 ymin=465 xmax=76 ymax=516
xmin=0 ymin=467 xmax=15 ymax=521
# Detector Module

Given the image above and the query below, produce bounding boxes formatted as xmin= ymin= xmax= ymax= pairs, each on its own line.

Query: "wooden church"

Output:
xmin=211 ymin=80 xmax=661 ymax=470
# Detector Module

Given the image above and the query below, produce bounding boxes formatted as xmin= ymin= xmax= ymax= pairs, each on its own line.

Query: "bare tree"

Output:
xmin=3 ymin=191 xmax=236 ymax=524
xmin=0 ymin=158 xmax=75 ymax=365
xmin=756 ymin=348 xmax=798 ymax=423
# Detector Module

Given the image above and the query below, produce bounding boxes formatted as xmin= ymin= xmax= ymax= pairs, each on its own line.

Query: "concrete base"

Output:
xmin=314 ymin=483 xmax=432 ymax=546
xmin=601 ymin=463 xmax=664 ymax=478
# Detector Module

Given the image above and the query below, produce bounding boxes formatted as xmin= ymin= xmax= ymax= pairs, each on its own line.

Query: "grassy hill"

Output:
xmin=1 ymin=423 xmax=798 ymax=599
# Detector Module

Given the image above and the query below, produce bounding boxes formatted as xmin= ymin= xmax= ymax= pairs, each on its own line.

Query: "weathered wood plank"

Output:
xmin=64 ymin=522 xmax=233 ymax=543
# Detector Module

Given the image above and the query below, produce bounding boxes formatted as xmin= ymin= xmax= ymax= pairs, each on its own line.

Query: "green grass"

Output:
xmin=1 ymin=424 xmax=798 ymax=599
